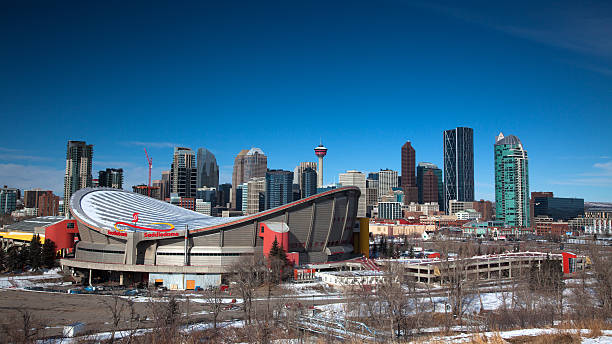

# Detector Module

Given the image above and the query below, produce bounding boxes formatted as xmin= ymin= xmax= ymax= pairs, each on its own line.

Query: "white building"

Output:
xmin=378 ymin=169 xmax=398 ymax=200
xmin=378 ymin=201 xmax=403 ymax=220
xmin=317 ymin=270 xmax=387 ymax=286
xmin=455 ymin=209 xmax=481 ymax=221
xmin=339 ymin=170 xmax=366 ymax=217
xmin=448 ymin=200 xmax=476 ymax=215
xmin=195 ymin=199 xmax=212 ymax=216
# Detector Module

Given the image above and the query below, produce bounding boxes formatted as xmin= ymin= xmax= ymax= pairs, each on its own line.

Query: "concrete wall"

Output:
xmin=149 ymin=273 xmax=221 ymax=290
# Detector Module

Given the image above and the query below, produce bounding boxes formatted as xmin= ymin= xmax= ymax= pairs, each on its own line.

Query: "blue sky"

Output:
xmin=1 ymin=1 xmax=611 ymax=201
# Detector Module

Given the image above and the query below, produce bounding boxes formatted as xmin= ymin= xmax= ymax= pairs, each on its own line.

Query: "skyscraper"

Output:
xmin=300 ymin=167 xmax=318 ymax=199
xmin=0 ymin=187 xmax=18 ymax=215
xmin=98 ymin=168 xmax=124 ymax=189
xmin=265 ymin=170 xmax=293 ymax=209
xmin=161 ymin=170 xmax=170 ymax=200
xmin=246 ymin=177 xmax=266 ymax=215
xmin=401 ymin=141 xmax=418 ymax=204
xmin=294 ymin=162 xmax=318 ymax=197
xmin=494 ymin=133 xmax=530 ymax=227
xmin=196 ymin=148 xmax=219 ymax=189
xmin=231 ymin=148 xmax=267 ymax=209
xmin=443 ymin=127 xmax=474 ymax=212
xmin=378 ymin=169 xmax=398 ymax=200
xmin=339 ymin=170 xmax=366 ymax=217
xmin=417 ymin=162 xmax=443 ymax=209
xmin=170 ymin=147 xmax=197 ymax=198
xmin=64 ymin=140 xmax=93 ymax=205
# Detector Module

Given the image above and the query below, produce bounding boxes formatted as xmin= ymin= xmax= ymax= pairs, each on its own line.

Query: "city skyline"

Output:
xmin=1 ymin=1 xmax=611 ymax=201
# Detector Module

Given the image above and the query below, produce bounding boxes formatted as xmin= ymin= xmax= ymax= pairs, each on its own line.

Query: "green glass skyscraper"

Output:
xmin=494 ymin=133 xmax=530 ymax=227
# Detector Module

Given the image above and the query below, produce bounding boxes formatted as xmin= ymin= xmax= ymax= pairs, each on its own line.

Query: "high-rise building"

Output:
xmin=533 ymin=195 xmax=584 ymax=222
xmin=339 ymin=170 xmax=366 ymax=217
xmin=417 ymin=162 xmax=443 ymax=210
xmin=98 ymin=168 xmax=123 ymax=189
xmin=217 ymin=183 xmax=232 ymax=208
xmin=266 ymin=170 xmax=293 ymax=209
xmin=378 ymin=169 xmax=398 ymax=200
xmin=495 ymin=133 xmax=530 ymax=227
xmin=170 ymin=147 xmax=197 ymax=198
xmin=37 ymin=191 xmax=60 ymax=216
xmin=401 ymin=141 xmax=418 ymax=204
xmin=378 ymin=201 xmax=403 ymax=220
xmin=196 ymin=148 xmax=219 ymax=189
xmin=24 ymin=189 xmax=50 ymax=209
xmin=300 ymin=167 xmax=318 ymax=199
xmin=314 ymin=144 xmax=328 ymax=188
xmin=473 ymin=199 xmax=494 ymax=221
xmin=152 ymin=180 xmax=164 ymax=200
xmin=231 ymin=148 xmax=267 ymax=209
xmin=246 ymin=177 xmax=266 ymax=215
xmin=196 ymin=187 xmax=217 ymax=208
xmin=161 ymin=171 xmax=171 ymax=200
xmin=443 ymin=127 xmax=474 ymax=212
xmin=0 ymin=187 xmax=18 ymax=215
xmin=64 ymin=140 xmax=93 ymax=205
xmin=294 ymin=162 xmax=318 ymax=197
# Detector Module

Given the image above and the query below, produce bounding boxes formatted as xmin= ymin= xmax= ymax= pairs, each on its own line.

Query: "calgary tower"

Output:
xmin=314 ymin=143 xmax=328 ymax=188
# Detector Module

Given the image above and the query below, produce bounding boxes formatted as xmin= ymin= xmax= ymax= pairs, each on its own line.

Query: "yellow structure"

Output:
xmin=358 ymin=218 xmax=369 ymax=258
xmin=0 ymin=231 xmax=45 ymax=244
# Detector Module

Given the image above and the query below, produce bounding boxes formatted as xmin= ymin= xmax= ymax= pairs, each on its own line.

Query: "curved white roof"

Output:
xmin=70 ymin=188 xmax=243 ymax=232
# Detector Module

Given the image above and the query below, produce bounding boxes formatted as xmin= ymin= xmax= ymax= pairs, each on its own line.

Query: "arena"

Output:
xmin=60 ymin=186 xmax=363 ymax=289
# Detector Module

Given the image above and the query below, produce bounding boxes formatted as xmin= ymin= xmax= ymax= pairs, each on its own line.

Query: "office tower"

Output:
xmin=232 ymin=148 xmax=267 ymax=209
xmin=161 ymin=171 xmax=171 ymax=200
xmin=378 ymin=169 xmax=398 ymax=200
xmin=98 ymin=168 xmax=124 ymax=189
xmin=300 ymin=167 xmax=318 ymax=199
xmin=532 ymin=195 xmax=584 ymax=222
xmin=196 ymin=148 xmax=219 ymax=189
xmin=443 ymin=127 xmax=474 ymax=212
xmin=170 ymin=147 xmax=197 ymax=198
xmin=266 ymin=170 xmax=293 ymax=209
xmin=64 ymin=140 xmax=93 ymax=205
xmin=366 ymin=174 xmax=379 ymax=208
xmin=339 ymin=170 xmax=366 ymax=217
xmin=0 ymin=187 xmax=18 ymax=215
xmin=314 ymin=144 xmax=328 ymax=188
xmin=294 ymin=162 xmax=318 ymax=197
xmin=530 ymin=191 xmax=554 ymax=225
xmin=37 ymin=191 xmax=60 ymax=216
xmin=473 ymin=199 xmax=494 ymax=221
xmin=236 ymin=184 xmax=245 ymax=212
xmin=24 ymin=189 xmax=50 ymax=209
xmin=152 ymin=180 xmax=163 ymax=200
xmin=246 ymin=177 xmax=266 ymax=215
xmin=401 ymin=141 xmax=418 ymax=204
xmin=495 ymin=133 xmax=530 ymax=227
xmin=218 ymin=183 xmax=232 ymax=208
xmin=196 ymin=187 xmax=217 ymax=208
xmin=417 ymin=162 xmax=443 ymax=209
xmin=195 ymin=199 xmax=212 ymax=216
xmin=378 ymin=201 xmax=403 ymax=220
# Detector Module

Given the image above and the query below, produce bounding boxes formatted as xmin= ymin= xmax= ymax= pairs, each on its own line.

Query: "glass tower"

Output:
xmin=494 ymin=133 xmax=530 ymax=227
xmin=265 ymin=170 xmax=293 ymax=209
xmin=196 ymin=148 xmax=219 ymax=189
xmin=443 ymin=127 xmax=474 ymax=212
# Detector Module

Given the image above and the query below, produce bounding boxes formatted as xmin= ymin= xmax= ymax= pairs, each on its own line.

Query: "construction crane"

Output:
xmin=144 ymin=148 xmax=152 ymax=197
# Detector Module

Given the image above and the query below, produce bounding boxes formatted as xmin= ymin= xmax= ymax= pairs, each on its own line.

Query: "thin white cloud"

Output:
xmin=0 ymin=147 xmax=22 ymax=153
xmin=124 ymin=141 xmax=184 ymax=148
xmin=0 ymin=163 xmax=64 ymax=194
xmin=0 ymin=153 xmax=52 ymax=161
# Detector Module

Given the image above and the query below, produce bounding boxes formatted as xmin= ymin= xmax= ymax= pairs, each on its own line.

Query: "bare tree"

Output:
xmin=229 ymin=254 xmax=266 ymax=326
xmin=103 ymin=294 xmax=127 ymax=343
xmin=202 ymin=286 xmax=224 ymax=330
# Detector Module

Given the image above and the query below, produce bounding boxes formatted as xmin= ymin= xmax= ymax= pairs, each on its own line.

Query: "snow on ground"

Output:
xmin=0 ymin=269 xmax=63 ymax=288
xmin=425 ymin=328 xmax=612 ymax=343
